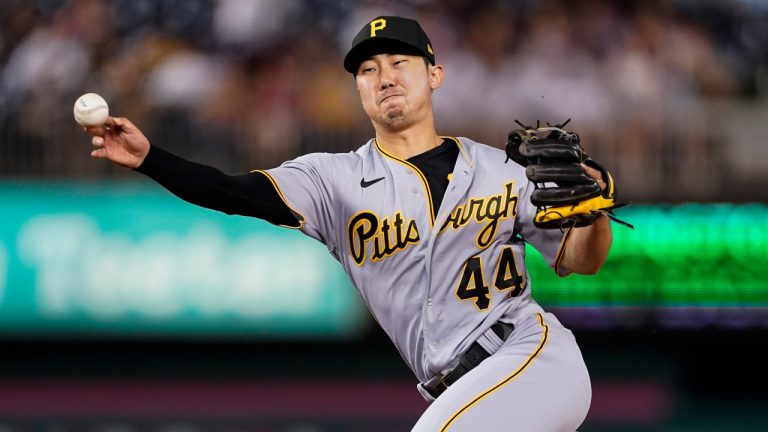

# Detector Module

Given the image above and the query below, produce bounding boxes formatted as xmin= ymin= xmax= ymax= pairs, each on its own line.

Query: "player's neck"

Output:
xmin=374 ymin=124 xmax=442 ymax=160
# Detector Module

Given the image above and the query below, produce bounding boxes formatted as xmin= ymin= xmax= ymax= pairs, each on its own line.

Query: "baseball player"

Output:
xmin=85 ymin=16 xmax=613 ymax=431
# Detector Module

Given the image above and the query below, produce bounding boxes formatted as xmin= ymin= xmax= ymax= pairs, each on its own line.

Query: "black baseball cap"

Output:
xmin=344 ymin=16 xmax=435 ymax=74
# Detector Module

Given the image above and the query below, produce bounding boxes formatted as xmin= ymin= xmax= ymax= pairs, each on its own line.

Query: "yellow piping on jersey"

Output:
xmin=553 ymin=226 xmax=574 ymax=277
xmin=251 ymin=170 xmax=306 ymax=229
xmin=442 ymin=136 xmax=472 ymax=168
xmin=440 ymin=312 xmax=549 ymax=431
xmin=374 ymin=139 xmax=436 ymax=227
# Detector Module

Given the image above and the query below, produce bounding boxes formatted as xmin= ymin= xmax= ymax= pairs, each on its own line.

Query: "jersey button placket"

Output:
xmin=408 ymin=164 xmax=437 ymax=371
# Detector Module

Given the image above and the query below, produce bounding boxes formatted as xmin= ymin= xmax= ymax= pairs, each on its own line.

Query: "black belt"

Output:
xmin=423 ymin=322 xmax=514 ymax=400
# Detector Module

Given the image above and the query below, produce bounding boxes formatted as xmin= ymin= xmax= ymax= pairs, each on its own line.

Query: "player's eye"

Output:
xmin=360 ymin=65 xmax=376 ymax=74
xmin=393 ymin=59 xmax=407 ymax=66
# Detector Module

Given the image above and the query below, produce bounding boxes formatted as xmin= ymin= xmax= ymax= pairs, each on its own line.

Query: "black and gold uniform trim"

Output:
xmin=553 ymin=226 xmax=574 ymax=276
xmin=374 ymin=139 xmax=437 ymax=227
xmin=251 ymin=170 xmax=306 ymax=229
xmin=443 ymin=136 xmax=471 ymax=167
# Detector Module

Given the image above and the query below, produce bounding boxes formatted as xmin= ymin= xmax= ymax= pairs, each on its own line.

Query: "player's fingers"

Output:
xmin=91 ymin=148 xmax=108 ymax=159
xmin=84 ymin=125 xmax=107 ymax=137
xmin=92 ymin=136 xmax=105 ymax=147
xmin=109 ymin=116 xmax=135 ymax=131
xmin=103 ymin=116 xmax=117 ymax=128
xmin=581 ymin=163 xmax=606 ymax=190
xmin=580 ymin=163 xmax=599 ymax=178
xmin=102 ymin=117 xmax=121 ymax=136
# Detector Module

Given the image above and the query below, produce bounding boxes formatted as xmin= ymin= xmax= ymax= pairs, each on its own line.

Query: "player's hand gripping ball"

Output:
xmin=73 ymin=93 xmax=109 ymax=127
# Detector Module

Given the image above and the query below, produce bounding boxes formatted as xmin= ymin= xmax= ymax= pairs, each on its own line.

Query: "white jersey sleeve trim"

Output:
xmin=250 ymin=169 xmax=306 ymax=230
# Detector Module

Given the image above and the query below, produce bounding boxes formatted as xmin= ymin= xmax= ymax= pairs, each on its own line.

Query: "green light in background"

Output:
xmin=529 ymin=203 xmax=768 ymax=307
xmin=0 ymin=182 xmax=367 ymax=339
xmin=1 ymin=182 xmax=767 ymax=335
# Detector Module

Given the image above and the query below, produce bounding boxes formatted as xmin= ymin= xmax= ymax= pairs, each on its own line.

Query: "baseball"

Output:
xmin=73 ymin=93 xmax=109 ymax=127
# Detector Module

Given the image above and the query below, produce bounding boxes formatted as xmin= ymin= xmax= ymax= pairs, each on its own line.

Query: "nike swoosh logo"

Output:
xmin=360 ymin=176 xmax=385 ymax=188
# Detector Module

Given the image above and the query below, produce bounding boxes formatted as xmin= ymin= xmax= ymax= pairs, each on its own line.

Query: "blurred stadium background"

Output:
xmin=1 ymin=0 xmax=767 ymax=431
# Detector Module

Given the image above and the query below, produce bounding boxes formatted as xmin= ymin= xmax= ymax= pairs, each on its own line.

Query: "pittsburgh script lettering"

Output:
xmin=440 ymin=181 xmax=519 ymax=248
xmin=348 ymin=211 xmax=420 ymax=265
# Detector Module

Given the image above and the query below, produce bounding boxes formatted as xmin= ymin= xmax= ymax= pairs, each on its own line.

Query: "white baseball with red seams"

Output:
xmin=73 ymin=93 xmax=109 ymax=127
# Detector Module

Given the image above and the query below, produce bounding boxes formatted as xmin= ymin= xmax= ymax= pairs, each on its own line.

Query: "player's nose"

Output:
xmin=378 ymin=66 xmax=397 ymax=89
xmin=378 ymin=79 xmax=395 ymax=90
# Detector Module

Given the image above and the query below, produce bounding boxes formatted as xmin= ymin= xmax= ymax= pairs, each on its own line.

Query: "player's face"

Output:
xmin=355 ymin=54 xmax=443 ymax=132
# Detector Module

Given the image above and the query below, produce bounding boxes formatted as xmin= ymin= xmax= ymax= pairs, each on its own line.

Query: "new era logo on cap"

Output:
xmin=344 ymin=16 xmax=435 ymax=73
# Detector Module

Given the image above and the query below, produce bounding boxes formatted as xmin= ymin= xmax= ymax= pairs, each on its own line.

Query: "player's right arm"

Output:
xmin=84 ymin=116 xmax=300 ymax=227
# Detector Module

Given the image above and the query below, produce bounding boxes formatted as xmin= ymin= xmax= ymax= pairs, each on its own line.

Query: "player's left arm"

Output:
xmin=561 ymin=214 xmax=612 ymax=274
xmin=559 ymin=164 xmax=613 ymax=275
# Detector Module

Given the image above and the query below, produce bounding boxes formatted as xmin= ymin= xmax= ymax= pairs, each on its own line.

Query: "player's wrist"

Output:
xmin=133 ymin=144 xmax=160 ymax=172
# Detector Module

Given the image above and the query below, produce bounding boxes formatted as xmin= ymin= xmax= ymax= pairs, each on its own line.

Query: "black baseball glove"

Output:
xmin=505 ymin=120 xmax=632 ymax=230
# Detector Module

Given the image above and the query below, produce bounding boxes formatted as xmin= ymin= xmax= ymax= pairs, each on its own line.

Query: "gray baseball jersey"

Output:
xmin=263 ymin=137 xmax=570 ymax=384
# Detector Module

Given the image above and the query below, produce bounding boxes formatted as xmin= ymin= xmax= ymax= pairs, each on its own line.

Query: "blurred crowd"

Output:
xmin=1 ymin=0 xmax=767 ymax=201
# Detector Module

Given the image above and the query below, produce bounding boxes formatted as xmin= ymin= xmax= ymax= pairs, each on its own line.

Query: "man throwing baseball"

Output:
xmin=85 ymin=16 xmax=615 ymax=431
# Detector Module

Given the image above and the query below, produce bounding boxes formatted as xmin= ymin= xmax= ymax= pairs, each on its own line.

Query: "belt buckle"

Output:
xmin=420 ymin=322 xmax=514 ymax=401
xmin=421 ymin=371 xmax=451 ymax=400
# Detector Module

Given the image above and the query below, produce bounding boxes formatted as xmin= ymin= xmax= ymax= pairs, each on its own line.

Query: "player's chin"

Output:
xmin=381 ymin=109 xmax=412 ymax=131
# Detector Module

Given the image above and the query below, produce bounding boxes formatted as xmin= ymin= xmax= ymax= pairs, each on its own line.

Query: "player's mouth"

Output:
xmin=378 ymin=93 xmax=404 ymax=105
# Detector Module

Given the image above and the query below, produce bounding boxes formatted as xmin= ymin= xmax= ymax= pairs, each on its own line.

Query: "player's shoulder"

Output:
xmin=453 ymin=136 xmax=508 ymax=163
xmin=282 ymin=141 xmax=371 ymax=170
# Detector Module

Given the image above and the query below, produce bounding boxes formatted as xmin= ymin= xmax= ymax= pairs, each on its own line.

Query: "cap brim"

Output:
xmin=344 ymin=38 xmax=432 ymax=73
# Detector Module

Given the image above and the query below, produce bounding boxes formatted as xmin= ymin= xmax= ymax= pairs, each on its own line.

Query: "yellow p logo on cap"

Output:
xmin=370 ymin=18 xmax=386 ymax=37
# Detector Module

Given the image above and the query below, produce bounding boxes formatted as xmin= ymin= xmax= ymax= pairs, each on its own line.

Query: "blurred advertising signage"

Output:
xmin=526 ymin=202 xmax=768 ymax=328
xmin=1 ymin=183 xmax=767 ymax=334
xmin=0 ymin=182 xmax=366 ymax=339
xmin=529 ymin=202 xmax=768 ymax=306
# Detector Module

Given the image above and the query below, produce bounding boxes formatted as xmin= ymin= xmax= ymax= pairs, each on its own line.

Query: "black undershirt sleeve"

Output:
xmin=135 ymin=140 xmax=457 ymax=229
xmin=135 ymin=145 xmax=300 ymax=227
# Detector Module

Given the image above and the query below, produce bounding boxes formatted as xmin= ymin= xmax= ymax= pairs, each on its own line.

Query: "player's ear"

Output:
xmin=428 ymin=64 xmax=444 ymax=90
